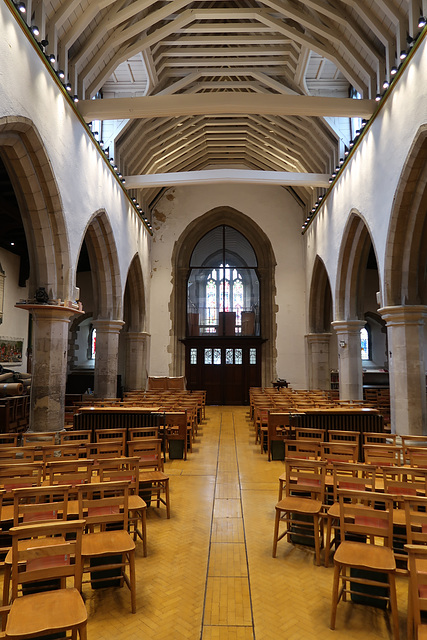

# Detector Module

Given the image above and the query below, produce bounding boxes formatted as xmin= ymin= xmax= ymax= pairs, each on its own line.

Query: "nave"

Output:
xmin=41 ymin=406 xmax=407 ymax=640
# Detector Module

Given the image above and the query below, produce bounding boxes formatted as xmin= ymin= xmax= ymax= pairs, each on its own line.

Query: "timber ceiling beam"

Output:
xmin=78 ymin=94 xmax=375 ymax=121
xmin=123 ymin=169 xmax=330 ymax=188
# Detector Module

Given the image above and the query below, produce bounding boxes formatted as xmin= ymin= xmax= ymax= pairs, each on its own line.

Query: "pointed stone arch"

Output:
xmin=80 ymin=210 xmax=122 ymax=319
xmin=124 ymin=254 xmax=146 ymax=332
xmin=335 ymin=211 xmax=377 ymax=321
xmin=0 ymin=116 xmax=70 ymax=299
xmin=385 ymin=124 xmax=427 ymax=307
xmin=171 ymin=206 xmax=277 ymax=387
xmin=308 ymin=256 xmax=333 ymax=333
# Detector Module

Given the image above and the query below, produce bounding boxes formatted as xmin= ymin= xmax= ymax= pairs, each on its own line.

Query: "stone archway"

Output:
xmin=121 ymin=254 xmax=149 ymax=390
xmin=171 ymin=206 xmax=277 ymax=389
xmin=307 ymin=256 xmax=333 ymax=390
xmin=381 ymin=126 xmax=427 ymax=434
xmin=77 ymin=211 xmax=123 ymax=397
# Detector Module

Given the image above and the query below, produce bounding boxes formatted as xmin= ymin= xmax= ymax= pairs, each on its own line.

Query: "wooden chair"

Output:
xmin=163 ymin=411 xmax=188 ymax=460
xmin=324 ymin=462 xmax=377 ymax=568
xmin=0 ymin=434 xmax=20 ymax=447
xmin=0 ymin=447 xmax=36 ymax=464
xmin=272 ymin=459 xmax=326 ymax=566
xmin=127 ymin=438 xmax=170 ymax=519
xmin=1 ymin=520 xmax=87 ymax=639
xmin=98 ymin=456 xmax=147 ymax=555
xmin=95 ymin=428 xmax=127 ymax=448
xmin=41 ymin=442 xmax=86 ymax=468
xmin=85 ymin=440 xmax=125 ymax=460
xmin=0 ymin=463 xmax=44 ymax=528
xmin=383 ymin=467 xmax=427 ymax=572
xmin=77 ymin=480 xmax=136 ymax=613
xmin=59 ymin=429 xmax=92 ymax=445
xmin=330 ymin=489 xmax=399 ymax=639
xmin=320 ymin=441 xmax=358 ymax=464
xmin=265 ymin=412 xmax=292 ymax=461
xmin=405 ymin=544 xmax=427 ymax=640
xmin=285 ymin=439 xmax=321 ymax=460
xmin=364 ymin=432 xmax=398 ymax=445
xmin=328 ymin=430 xmax=360 ymax=446
xmin=407 ymin=447 xmax=427 ymax=469
xmin=294 ymin=427 xmax=326 ymax=441
xmin=21 ymin=431 xmax=58 ymax=446
xmin=128 ymin=426 xmax=159 ymax=440
xmin=363 ymin=443 xmax=402 ymax=466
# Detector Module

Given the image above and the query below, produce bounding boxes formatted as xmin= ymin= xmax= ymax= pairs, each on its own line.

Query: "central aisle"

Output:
xmin=84 ymin=406 xmax=407 ymax=640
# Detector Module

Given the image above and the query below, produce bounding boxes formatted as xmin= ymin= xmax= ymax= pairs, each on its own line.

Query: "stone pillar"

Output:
xmin=124 ymin=331 xmax=150 ymax=390
xmin=379 ymin=305 xmax=427 ymax=435
xmin=16 ymin=304 xmax=82 ymax=432
xmin=306 ymin=333 xmax=332 ymax=390
xmin=331 ymin=320 xmax=365 ymax=401
xmin=92 ymin=319 xmax=125 ymax=398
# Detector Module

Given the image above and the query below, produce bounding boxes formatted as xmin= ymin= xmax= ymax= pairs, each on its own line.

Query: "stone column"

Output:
xmin=306 ymin=333 xmax=332 ymax=390
xmin=379 ymin=305 xmax=427 ymax=435
xmin=331 ymin=320 xmax=365 ymax=401
xmin=92 ymin=319 xmax=125 ymax=398
xmin=124 ymin=331 xmax=150 ymax=390
xmin=16 ymin=304 xmax=82 ymax=432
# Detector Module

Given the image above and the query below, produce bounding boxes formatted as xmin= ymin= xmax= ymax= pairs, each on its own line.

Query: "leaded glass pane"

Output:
xmin=190 ymin=348 xmax=197 ymax=365
xmin=213 ymin=348 xmax=221 ymax=365
xmin=204 ymin=348 xmax=212 ymax=364
xmin=249 ymin=348 xmax=256 ymax=364
xmin=226 ymin=348 xmax=233 ymax=364
xmin=235 ymin=349 xmax=242 ymax=364
xmin=361 ymin=327 xmax=369 ymax=360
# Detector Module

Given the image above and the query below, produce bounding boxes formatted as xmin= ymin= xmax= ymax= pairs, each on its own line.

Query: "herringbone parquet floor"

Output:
xmin=11 ymin=407 xmax=409 ymax=639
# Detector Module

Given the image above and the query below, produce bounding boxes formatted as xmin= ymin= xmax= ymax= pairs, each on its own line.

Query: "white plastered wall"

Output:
xmin=0 ymin=248 xmax=29 ymax=373
xmin=0 ymin=3 xmax=151 ymax=318
xmin=305 ymin=37 xmax=427 ymax=314
xmin=148 ymin=183 xmax=307 ymax=388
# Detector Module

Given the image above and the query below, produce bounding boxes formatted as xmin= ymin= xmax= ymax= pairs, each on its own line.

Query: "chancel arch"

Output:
xmin=172 ymin=207 xmax=276 ymax=402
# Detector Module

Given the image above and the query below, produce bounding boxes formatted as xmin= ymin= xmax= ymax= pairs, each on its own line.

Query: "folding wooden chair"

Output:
xmin=1 ymin=520 xmax=87 ymax=639
xmin=273 ymin=459 xmax=326 ymax=566
xmin=77 ymin=480 xmax=136 ymax=613
xmin=330 ymin=490 xmax=399 ymax=639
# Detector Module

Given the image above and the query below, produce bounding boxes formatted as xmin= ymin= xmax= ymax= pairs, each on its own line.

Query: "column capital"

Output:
xmin=15 ymin=303 xmax=83 ymax=323
xmin=378 ymin=305 xmax=427 ymax=326
xmin=92 ymin=319 xmax=125 ymax=334
xmin=125 ymin=331 xmax=151 ymax=341
xmin=305 ymin=332 xmax=332 ymax=343
xmin=331 ymin=320 xmax=366 ymax=335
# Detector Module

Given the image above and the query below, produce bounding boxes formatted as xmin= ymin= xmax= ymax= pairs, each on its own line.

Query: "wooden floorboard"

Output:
xmin=1 ymin=406 xmax=409 ymax=639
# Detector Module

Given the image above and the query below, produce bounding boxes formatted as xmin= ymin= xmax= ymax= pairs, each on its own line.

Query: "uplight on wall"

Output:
xmin=0 ymin=263 xmax=5 ymax=325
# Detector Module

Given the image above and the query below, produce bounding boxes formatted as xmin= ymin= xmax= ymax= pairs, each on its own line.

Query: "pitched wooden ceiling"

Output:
xmin=26 ymin=0 xmax=425 ymax=211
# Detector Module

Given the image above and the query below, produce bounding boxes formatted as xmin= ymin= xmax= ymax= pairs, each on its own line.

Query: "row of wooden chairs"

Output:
xmin=273 ymin=457 xmax=427 ymax=639
xmin=0 ymin=476 xmax=142 ymax=639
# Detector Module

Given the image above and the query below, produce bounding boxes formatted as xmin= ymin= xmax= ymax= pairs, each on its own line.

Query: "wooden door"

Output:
xmin=184 ymin=339 xmax=262 ymax=405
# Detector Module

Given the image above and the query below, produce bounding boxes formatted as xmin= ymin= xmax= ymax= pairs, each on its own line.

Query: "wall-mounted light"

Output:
xmin=339 ymin=340 xmax=346 ymax=348
xmin=382 ymin=80 xmax=389 ymax=89
xmin=399 ymin=50 xmax=407 ymax=60
xmin=58 ymin=69 xmax=65 ymax=79
xmin=17 ymin=2 xmax=26 ymax=13
xmin=31 ymin=25 xmax=40 ymax=36
xmin=418 ymin=16 xmax=426 ymax=28
xmin=375 ymin=94 xmax=381 ymax=101
xmin=73 ymin=95 xmax=79 ymax=103
xmin=390 ymin=66 xmax=398 ymax=75
xmin=65 ymin=82 xmax=72 ymax=92
xmin=48 ymin=53 xmax=55 ymax=64
xmin=0 ymin=262 xmax=5 ymax=325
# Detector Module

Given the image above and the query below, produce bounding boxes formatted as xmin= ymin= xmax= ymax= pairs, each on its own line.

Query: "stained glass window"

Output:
xmin=190 ymin=348 xmax=197 ymax=365
xmin=204 ymin=348 xmax=212 ymax=364
xmin=90 ymin=328 xmax=96 ymax=360
xmin=360 ymin=327 xmax=369 ymax=360
xmin=235 ymin=349 xmax=242 ymax=364
xmin=214 ymin=348 xmax=221 ymax=365
xmin=226 ymin=349 xmax=233 ymax=365
xmin=249 ymin=348 xmax=257 ymax=364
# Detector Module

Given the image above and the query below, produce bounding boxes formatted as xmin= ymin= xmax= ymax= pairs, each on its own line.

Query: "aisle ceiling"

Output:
xmin=20 ymin=0 xmax=425 ymax=210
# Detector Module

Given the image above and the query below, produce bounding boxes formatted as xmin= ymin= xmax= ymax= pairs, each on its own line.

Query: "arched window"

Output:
xmin=187 ymin=226 xmax=260 ymax=336
xmin=360 ymin=326 xmax=370 ymax=360
xmin=89 ymin=327 xmax=96 ymax=360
